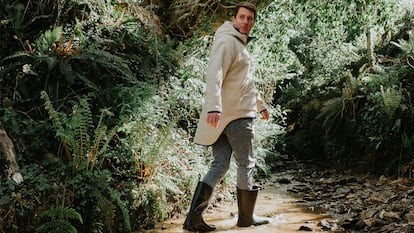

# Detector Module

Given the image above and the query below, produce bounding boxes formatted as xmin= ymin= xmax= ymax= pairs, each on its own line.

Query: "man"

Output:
xmin=183 ymin=2 xmax=271 ymax=232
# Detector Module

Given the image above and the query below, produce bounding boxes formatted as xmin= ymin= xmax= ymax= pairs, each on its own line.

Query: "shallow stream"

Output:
xmin=144 ymin=173 xmax=336 ymax=233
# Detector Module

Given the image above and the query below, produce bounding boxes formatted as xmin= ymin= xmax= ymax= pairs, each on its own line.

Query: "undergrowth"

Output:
xmin=2 ymin=0 xmax=413 ymax=232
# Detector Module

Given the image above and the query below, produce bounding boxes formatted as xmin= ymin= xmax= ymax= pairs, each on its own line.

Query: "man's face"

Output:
xmin=232 ymin=7 xmax=255 ymax=35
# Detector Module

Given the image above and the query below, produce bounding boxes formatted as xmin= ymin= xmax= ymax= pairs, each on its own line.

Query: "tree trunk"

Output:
xmin=0 ymin=129 xmax=23 ymax=184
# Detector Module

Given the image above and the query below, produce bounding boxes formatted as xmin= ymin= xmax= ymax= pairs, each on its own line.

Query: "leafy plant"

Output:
xmin=256 ymin=0 xmax=414 ymax=175
xmin=41 ymin=91 xmax=116 ymax=171
xmin=36 ymin=206 xmax=83 ymax=233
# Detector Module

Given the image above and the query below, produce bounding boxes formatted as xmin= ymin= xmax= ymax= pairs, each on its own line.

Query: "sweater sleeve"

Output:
xmin=204 ymin=36 xmax=235 ymax=113
xmin=256 ymin=91 xmax=267 ymax=113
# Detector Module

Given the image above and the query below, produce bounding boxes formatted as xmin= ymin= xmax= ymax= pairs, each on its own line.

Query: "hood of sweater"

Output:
xmin=215 ymin=21 xmax=253 ymax=45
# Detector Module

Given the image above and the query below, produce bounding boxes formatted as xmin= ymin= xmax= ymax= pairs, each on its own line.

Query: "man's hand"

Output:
xmin=207 ymin=112 xmax=221 ymax=128
xmin=260 ymin=109 xmax=270 ymax=121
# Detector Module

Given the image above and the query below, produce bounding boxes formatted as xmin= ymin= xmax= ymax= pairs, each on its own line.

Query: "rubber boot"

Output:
xmin=236 ymin=187 xmax=270 ymax=227
xmin=183 ymin=182 xmax=216 ymax=232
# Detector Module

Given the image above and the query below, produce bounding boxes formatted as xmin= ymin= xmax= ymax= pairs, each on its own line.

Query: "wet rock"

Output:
xmin=277 ymin=177 xmax=292 ymax=184
xmin=340 ymin=217 xmax=359 ymax=229
xmin=384 ymin=211 xmax=400 ymax=220
xmin=298 ymin=225 xmax=313 ymax=231
xmin=361 ymin=208 xmax=380 ymax=219
xmin=407 ymin=188 xmax=414 ymax=196
xmin=318 ymin=219 xmax=338 ymax=231
xmin=405 ymin=210 xmax=414 ymax=223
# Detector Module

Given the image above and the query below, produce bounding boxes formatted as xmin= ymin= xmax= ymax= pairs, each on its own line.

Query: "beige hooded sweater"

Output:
xmin=194 ymin=21 xmax=267 ymax=146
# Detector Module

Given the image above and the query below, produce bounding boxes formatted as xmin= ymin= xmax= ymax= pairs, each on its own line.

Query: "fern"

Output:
xmin=86 ymin=109 xmax=118 ymax=171
xmin=37 ymin=54 xmax=59 ymax=71
xmin=36 ymin=206 xmax=83 ymax=233
xmin=41 ymin=91 xmax=116 ymax=170
xmin=316 ymin=71 xmax=363 ymax=136
xmin=108 ymin=187 xmax=131 ymax=232
xmin=95 ymin=191 xmax=115 ymax=232
xmin=0 ymin=51 xmax=32 ymax=63
xmin=41 ymin=206 xmax=83 ymax=223
xmin=40 ymin=91 xmax=67 ymax=140
xmin=391 ymin=32 xmax=414 ymax=56
xmin=133 ymin=184 xmax=166 ymax=228
xmin=35 ymin=26 xmax=63 ymax=54
xmin=59 ymin=60 xmax=76 ymax=84
xmin=70 ymin=98 xmax=93 ymax=165
xmin=72 ymin=49 xmax=134 ymax=82
xmin=380 ymin=85 xmax=402 ymax=118
xmin=36 ymin=220 xmax=78 ymax=233
xmin=315 ymin=98 xmax=343 ymax=138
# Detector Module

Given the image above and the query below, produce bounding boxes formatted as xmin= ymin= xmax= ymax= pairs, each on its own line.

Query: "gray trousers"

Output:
xmin=202 ymin=118 xmax=256 ymax=191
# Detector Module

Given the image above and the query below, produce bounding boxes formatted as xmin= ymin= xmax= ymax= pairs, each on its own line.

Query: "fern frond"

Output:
xmin=37 ymin=54 xmax=59 ymax=71
xmin=391 ymin=35 xmax=414 ymax=56
xmin=1 ymin=51 xmax=32 ymax=64
xmin=41 ymin=206 xmax=83 ymax=224
xmin=95 ymin=191 xmax=115 ymax=230
xmin=35 ymin=26 xmax=63 ymax=53
xmin=86 ymin=109 xmax=117 ymax=171
xmin=41 ymin=91 xmax=62 ymax=132
xmin=36 ymin=219 xmax=78 ymax=233
xmin=78 ymin=98 xmax=93 ymax=156
xmin=75 ymin=72 xmax=98 ymax=90
xmin=108 ymin=187 xmax=131 ymax=232
xmin=157 ymin=173 xmax=183 ymax=196
xmin=73 ymin=49 xmax=134 ymax=81
xmin=317 ymin=98 xmax=344 ymax=134
xmin=380 ymin=85 xmax=402 ymax=118
xmin=36 ymin=206 xmax=82 ymax=233
xmin=42 ymin=92 xmax=116 ymax=170
xmin=69 ymin=98 xmax=93 ymax=164
xmin=86 ymin=126 xmax=106 ymax=170
xmin=59 ymin=60 xmax=76 ymax=84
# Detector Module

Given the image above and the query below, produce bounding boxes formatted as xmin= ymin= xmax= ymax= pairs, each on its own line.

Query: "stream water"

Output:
xmin=144 ymin=173 xmax=337 ymax=233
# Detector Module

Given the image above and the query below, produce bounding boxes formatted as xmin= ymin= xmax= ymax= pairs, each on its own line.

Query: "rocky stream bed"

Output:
xmin=280 ymin=158 xmax=414 ymax=233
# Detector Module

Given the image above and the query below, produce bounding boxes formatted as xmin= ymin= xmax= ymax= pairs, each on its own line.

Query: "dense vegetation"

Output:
xmin=0 ymin=0 xmax=413 ymax=232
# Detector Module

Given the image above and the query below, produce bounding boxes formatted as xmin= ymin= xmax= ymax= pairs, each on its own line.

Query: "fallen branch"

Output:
xmin=0 ymin=129 xmax=23 ymax=184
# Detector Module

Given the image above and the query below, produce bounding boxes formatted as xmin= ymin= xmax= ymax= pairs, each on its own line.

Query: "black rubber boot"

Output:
xmin=183 ymin=182 xmax=216 ymax=232
xmin=236 ymin=187 xmax=270 ymax=227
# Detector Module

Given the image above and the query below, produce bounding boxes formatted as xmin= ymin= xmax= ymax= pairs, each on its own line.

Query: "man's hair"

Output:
xmin=233 ymin=2 xmax=257 ymax=20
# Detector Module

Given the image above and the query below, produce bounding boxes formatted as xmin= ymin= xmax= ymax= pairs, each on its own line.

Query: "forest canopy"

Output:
xmin=1 ymin=0 xmax=414 ymax=232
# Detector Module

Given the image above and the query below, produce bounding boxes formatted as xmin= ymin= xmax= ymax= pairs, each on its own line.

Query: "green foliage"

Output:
xmin=66 ymin=166 xmax=132 ymax=233
xmin=1 ymin=0 xmax=189 ymax=232
xmin=1 ymin=0 xmax=184 ymax=231
xmin=132 ymin=184 xmax=167 ymax=229
xmin=381 ymin=85 xmax=402 ymax=119
xmin=108 ymin=187 xmax=131 ymax=232
xmin=0 ymin=161 xmax=68 ymax=233
xmin=391 ymin=31 xmax=414 ymax=56
xmin=35 ymin=26 xmax=63 ymax=53
xmin=41 ymin=91 xmax=116 ymax=171
xmin=249 ymin=0 xmax=414 ymax=175
xmin=36 ymin=220 xmax=78 ymax=233
xmin=0 ymin=0 xmax=62 ymax=58
xmin=36 ymin=206 xmax=83 ymax=233
xmin=4 ymin=0 xmax=414 ymax=232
